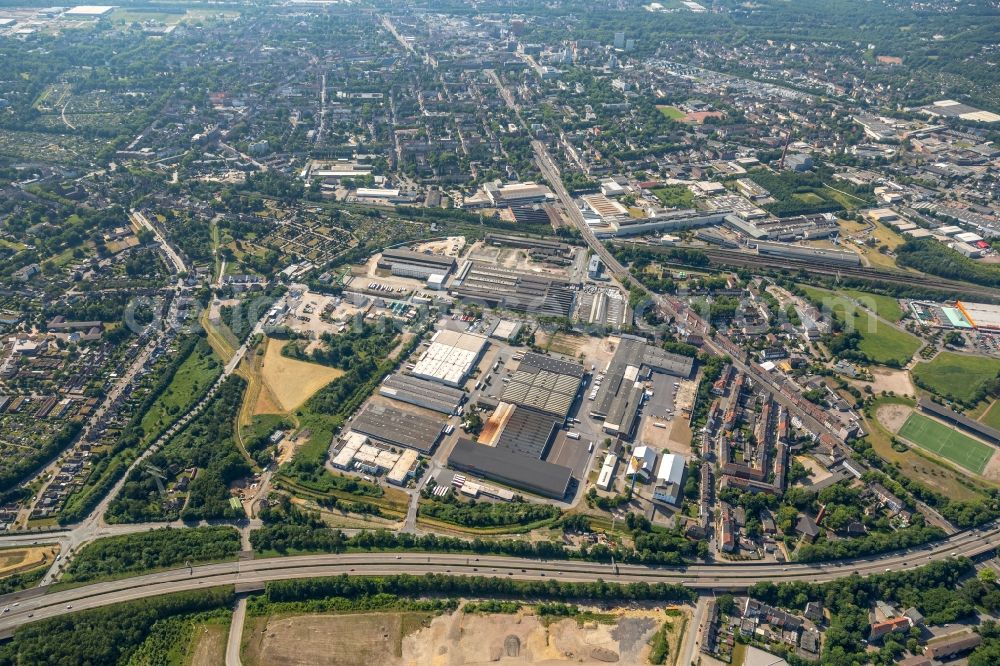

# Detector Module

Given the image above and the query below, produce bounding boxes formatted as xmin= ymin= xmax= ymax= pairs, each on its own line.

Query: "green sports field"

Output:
xmin=897 ymin=412 xmax=994 ymax=474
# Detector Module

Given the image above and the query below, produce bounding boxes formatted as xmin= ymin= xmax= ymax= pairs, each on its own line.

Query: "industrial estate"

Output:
xmin=0 ymin=1 xmax=999 ymax=664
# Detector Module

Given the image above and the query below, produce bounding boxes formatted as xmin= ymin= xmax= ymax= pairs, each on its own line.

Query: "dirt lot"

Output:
xmin=404 ymin=607 xmax=666 ymax=666
xmin=414 ymin=236 xmax=466 ymax=257
xmin=794 ymin=455 xmax=833 ymax=487
xmin=876 ymin=403 xmax=912 ymax=434
xmin=243 ymin=612 xmax=434 ymax=666
xmin=466 ymin=241 xmax=572 ymax=279
xmin=190 ymin=623 xmax=228 ymax=666
xmin=244 ymin=607 xmax=672 ymax=666
xmin=981 ymin=454 xmax=1000 ymax=483
xmin=0 ymin=545 xmax=57 ymax=576
xmin=870 ymin=367 xmax=915 ymax=397
xmin=258 ymin=337 xmax=344 ymax=412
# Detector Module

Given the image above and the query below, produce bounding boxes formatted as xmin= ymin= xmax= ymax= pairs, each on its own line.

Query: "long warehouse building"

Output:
xmin=592 ymin=336 xmax=694 ymax=437
xmin=349 ymin=402 xmax=444 ymax=454
xmin=450 ymin=262 xmax=577 ymax=318
xmin=379 ymin=372 xmax=465 ymax=414
xmin=918 ymin=398 xmax=1000 ymax=445
xmin=377 ymin=248 xmax=456 ymax=279
xmin=448 ymin=438 xmax=573 ymax=499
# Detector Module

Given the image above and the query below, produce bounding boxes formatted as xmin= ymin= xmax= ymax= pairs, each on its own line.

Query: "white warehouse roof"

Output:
xmin=656 ymin=453 xmax=685 ymax=486
xmin=411 ymin=329 xmax=488 ymax=386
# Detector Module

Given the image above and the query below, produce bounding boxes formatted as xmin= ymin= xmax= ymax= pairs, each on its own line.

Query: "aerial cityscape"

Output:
xmin=0 ymin=0 xmax=999 ymax=664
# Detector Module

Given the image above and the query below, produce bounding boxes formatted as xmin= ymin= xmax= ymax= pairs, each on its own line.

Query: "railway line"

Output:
xmin=632 ymin=244 xmax=1000 ymax=301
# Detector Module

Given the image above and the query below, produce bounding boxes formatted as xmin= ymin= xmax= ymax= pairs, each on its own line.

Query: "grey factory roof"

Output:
xmin=380 ymin=248 xmax=456 ymax=269
xmin=349 ymin=402 xmax=443 ymax=453
xmin=642 ymin=345 xmax=694 ymax=378
xmin=918 ymin=398 xmax=1000 ymax=445
xmin=448 ymin=438 xmax=572 ymax=499
xmin=495 ymin=406 xmax=561 ymax=459
xmin=379 ymin=373 xmax=465 ymax=414
xmin=451 ymin=262 xmax=576 ymax=318
xmin=590 ymin=337 xmax=693 ymax=435
xmin=500 ymin=352 xmax=584 ymax=418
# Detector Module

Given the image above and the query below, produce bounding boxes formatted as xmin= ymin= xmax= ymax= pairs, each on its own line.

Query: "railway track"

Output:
xmin=632 ymin=244 xmax=999 ymax=301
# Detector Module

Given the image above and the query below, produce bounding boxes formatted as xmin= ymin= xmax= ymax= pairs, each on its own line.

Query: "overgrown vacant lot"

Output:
xmin=912 ymin=352 xmax=1000 ymax=405
xmin=62 ymin=527 xmax=240 ymax=584
xmin=802 ymin=286 xmax=920 ymax=366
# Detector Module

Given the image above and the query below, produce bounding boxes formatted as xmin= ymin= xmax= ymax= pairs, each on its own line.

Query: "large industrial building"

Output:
xmin=448 ymin=438 xmax=573 ymax=499
xmin=754 ymin=241 xmax=861 ymax=267
xmin=589 ymin=208 xmax=728 ymax=239
xmin=377 ymin=248 xmax=456 ymax=280
xmin=955 ymin=301 xmax=1000 ymax=332
xmin=379 ymin=372 xmax=465 ymax=414
xmin=450 ymin=262 xmax=576 ymax=317
xmin=332 ymin=432 xmax=420 ymax=485
xmin=411 ymin=329 xmax=488 ymax=387
xmin=652 ymin=453 xmax=686 ymax=505
xmin=481 ymin=405 xmax=563 ymax=459
xmin=484 ymin=181 xmax=553 ymax=207
xmin=591 ymin=336 xmax=694 ymax=437
xmin=349 ymin=402 xmax=444 ymax=454
xmin=725 ymin=213 xmax=839 ymax=241
xmin=447 ymin=352 xmax=585 ymax=499
xmin=499 ymin=352 xmax=585 ymax=419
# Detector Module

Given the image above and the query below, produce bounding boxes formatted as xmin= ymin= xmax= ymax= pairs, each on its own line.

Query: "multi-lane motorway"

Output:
xmin=0 ymin=523 xmax=996 ymax=634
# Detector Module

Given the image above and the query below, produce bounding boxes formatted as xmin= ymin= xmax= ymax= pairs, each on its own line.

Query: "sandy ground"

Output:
xmin=246 ymin=607 xmax=672 ymax=666
xmin=414 ymin=236 xmax=466 ymax=257
xmin=870 ymin=367 xmax=915 ymax=397
xmin=190 ymin=623 xmax=228 ymax=666
xmin=0 ymin=545 xmax=57 ymax=576
xmin=876 ymin=404 xmax=912 ymax=434
xmin=276 ymin=430 xmax=309 ymax=466
xmin=259 ymin=338 xmax=344 ymax=412
xmin=466 ymin=241 xmax=572 ymax=279
xmin=794 ymin=455 xmax=833 ymax=487
xmin=982 ymin=455 xmax=1000 ymax=483
xmin=403 ymin=608 xmax=665 ymax=666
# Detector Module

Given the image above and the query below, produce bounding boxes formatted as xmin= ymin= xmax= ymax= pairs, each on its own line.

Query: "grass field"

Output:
xmin=243 ymin=612 xmax=433 ymax=666
xmin=260 ymin=338 xmax=344 ymax=412
xmin=897 ymin=412 xmax=993 ymax=474
xmin=841 ymin=288 xmax=904 ymax=322
xmin=801 ymin=286 xmax=920 ymax=365
xmin=982 ymin=401 xmax=1000 ymax=431
xmin=912 ymin=352 xmax=1000 ymax=404
xmin=793 ymin=192 xmax=826 ymax=204
xmin=867 ymin=395 xmax=987 ymax=500
xmin=651 ymin=184 xmax=695 ymax=209
xmin=656 ymin=105 xmax=685 ymax=120
xmin=139 ymin=339 xmax=220 ymax=446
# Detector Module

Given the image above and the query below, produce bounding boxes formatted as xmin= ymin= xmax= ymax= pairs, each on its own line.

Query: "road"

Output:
xmin=529 ymin=137 xmax=841 ymax=441
xmin=33 ymin=286 xmax=288 ymax=583
xmin=226 ymin=596 xmax=247 ymax=666
xmin=679 ymin=596 xmax=710 ymax=666
xmin=131 ymin=210 xmax=188 ymax=275
xmin=0 ymin=523 xmax=997 ymax=634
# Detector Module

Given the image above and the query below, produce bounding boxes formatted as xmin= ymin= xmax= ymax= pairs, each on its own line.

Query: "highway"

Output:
xmin=0 ymin=524 xmax=997 ymax=633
